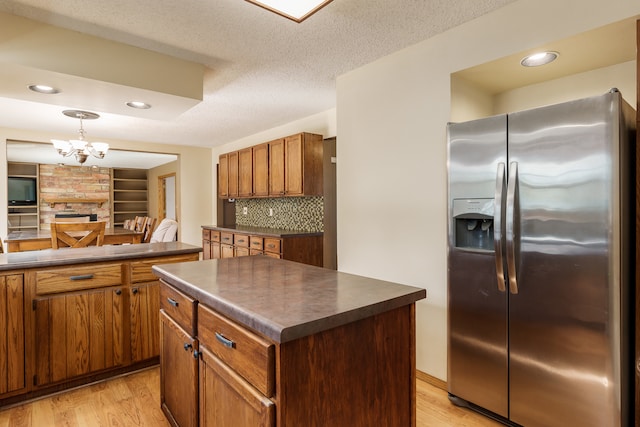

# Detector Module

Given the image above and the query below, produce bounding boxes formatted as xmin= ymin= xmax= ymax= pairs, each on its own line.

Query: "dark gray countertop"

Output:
xmin=153 ymin=256 xmax=426 ymax=343
xmin=0 ymin=242 xmax=202 ymax=271
xmin=201 ymin=224 xmax=322 ymax=238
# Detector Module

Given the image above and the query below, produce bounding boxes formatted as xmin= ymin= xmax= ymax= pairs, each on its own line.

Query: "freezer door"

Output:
xmin=507 ymin=91 xmax=631 ymax=427
xmin=447 ymin=115 xmax=508 ymax=417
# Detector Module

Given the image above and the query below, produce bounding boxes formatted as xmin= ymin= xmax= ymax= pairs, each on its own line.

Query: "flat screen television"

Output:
xmin=8 ymin=177 xmax=37 ymax=205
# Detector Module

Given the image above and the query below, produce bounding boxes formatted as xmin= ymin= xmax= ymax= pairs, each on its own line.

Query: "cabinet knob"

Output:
xmin=184 ymin=343 xmax=193 ymax=351
xmin=115 ymin=289 xmax=122 ymax=296
xmin=132 ymin=288 xmax=138 ymax=295
xmin=193 ymin=350 xmax=201 ymax=359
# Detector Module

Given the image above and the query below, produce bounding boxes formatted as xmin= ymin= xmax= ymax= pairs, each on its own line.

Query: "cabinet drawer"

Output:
xmin=210 ymin=231 xmax=221 ymax=243
xmin=249 ymin=236 xmax=263 ymax=250
xmin=130 ymin=254 xmax=199 ymax=283
xmin=235 ymin=247 xmax=250 ymax=257
xmin=198 ymin=304 xmax=275 ymax=397
xmin=234 ymin=234 xmax=249 ymax=247
xmin=263 ymin=238 xmax=281 ymax=254
xmin=160 ymin=282 xmax=197 ymax=336
xmin=202 ymin=229 xmax=211 ymax=240
xmin=220 ymin=232 xmax=233 ymax=245
xmin=35 ymin=264 xmax=122 ymax=295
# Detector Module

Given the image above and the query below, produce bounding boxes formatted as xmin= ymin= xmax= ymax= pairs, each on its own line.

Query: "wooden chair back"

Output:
xmin=51 ymin=221 xmax=107 ymax=249
xmin=143 ymin=217 xmax=157 ymax=243
xmin=134 ymin=216 xmax=148 ymax=233
xmin=53 ymin=216 xmax=90 ymax=223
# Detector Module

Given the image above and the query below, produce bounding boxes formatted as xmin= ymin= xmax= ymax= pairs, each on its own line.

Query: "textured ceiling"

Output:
xmin=0 ymin=0 xmax=518 ymax=153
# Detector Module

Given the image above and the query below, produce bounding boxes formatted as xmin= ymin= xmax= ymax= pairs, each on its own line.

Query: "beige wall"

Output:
xmin=336 ymin=0 xmax=640 ymax=380
xmin=148 ymin=160 xmax=178 ymax=221
xmin=0 ymin=129 xmax=211 ymax=247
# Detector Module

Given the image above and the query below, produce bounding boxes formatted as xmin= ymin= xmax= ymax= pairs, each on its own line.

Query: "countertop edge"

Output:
xmin=153 ymin=264 xmax=426 ymax=343
xmin=202 ymin=224 xmax=322 ymax=238
xmin=0 ymin=242 xmax=202 ymax=271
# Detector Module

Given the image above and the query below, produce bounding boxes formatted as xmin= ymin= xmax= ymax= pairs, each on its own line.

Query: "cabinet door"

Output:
xmin=160 ymin=310 xmax=198 ymax=427
xmin=0 ymin=274 xmax=25 ymax=396
xmin=238 ymin=147 xmax=253 ymax=198
xmin=253 ymin=143 xmax=269 ymax=197
xmin=228 ymin=151 xmax=239 ymax=198
xmin=130 ymin=282 xmax=160 ymax=363
xmin=284 ymin=134 xmax=304 ymax=195
xmin=221 ymin=244 xmax=235 ymax=259
xmin=268 ymin=138 xmax=285 ymax=196
xmin=33 ymin=286 xmax=124 ymax=386
xmin=199 ymin=346 xmax=274 ymax=427
xmin=218 ymin=154 xmax=229 ymax=198
xmin=212 ymin=243 xmax=221 ymax=259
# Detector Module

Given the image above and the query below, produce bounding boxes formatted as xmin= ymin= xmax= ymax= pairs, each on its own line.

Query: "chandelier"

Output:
xmin=51 ymin=110 xmax=109 ymax=164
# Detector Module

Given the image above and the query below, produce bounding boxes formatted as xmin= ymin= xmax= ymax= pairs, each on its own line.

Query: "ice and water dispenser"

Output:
xmin=452 ymin=198 xmax=494 ymax=251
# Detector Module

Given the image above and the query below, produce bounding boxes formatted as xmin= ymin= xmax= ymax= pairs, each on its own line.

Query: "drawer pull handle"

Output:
xmin=70 ymin=274 xmax=94 ymax=281
xmin=215 ymin=332 xmax=235 ymax=349
xmin=167 ymin=298 xmax=179 ymax=307
xmin=184 ymin=343 xmax=192 ymax=351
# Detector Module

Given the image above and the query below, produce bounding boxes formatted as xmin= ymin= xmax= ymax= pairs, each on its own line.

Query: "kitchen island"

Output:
xmin=0 ymin=242 xmax=201 ymax=408
xmin=153 ymin=256 xmax=426 ymax=427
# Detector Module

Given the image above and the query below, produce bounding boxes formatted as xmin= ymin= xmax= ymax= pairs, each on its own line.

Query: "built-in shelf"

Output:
xmin=8 ymin=162 xmax=39 ymax=231
xmin=111 ymin=168 xmax=148 ymax=227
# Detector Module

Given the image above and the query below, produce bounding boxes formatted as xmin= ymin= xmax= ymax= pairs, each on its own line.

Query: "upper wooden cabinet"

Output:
xmin=238 ymin=147 xmax=253 ymax=198
xmin=253 ymin=143 xmax=270 ymax=197
xmin=218 ymin=153 xmax=229 ymax=198
xmin=218 ymin=132 xmax=323 ymax=199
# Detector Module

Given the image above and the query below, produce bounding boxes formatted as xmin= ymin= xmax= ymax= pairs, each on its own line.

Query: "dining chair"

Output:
xmin=53 ymin=216 xmax=91 ymax=223
xmin=150 ymin=218 xmax=178 ymax=243
xmin=143 ymin=217 xmax=157 ymax=243
xmin=51 ymin=221 xmax=107 ymax=249
xmin=134 ymin=216 xmax=148 ymax=233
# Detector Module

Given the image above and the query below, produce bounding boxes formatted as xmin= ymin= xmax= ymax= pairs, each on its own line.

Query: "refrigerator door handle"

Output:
xmin=493 ymin=162 xmax=506 ymax=292
xmin=506 ymin=161 xmax=519 ymax=294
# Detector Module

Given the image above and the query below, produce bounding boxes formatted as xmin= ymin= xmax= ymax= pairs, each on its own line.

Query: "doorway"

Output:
xmin=158 ymin=173 xmax=177 ymax=221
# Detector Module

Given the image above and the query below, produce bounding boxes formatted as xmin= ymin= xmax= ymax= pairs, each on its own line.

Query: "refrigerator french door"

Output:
xmin=446 ymin=90 xmax=634 ymax=427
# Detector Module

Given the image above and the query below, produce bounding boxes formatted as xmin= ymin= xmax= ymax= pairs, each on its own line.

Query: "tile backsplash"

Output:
xmin=235 ymin=197 xmax=323 ymax=232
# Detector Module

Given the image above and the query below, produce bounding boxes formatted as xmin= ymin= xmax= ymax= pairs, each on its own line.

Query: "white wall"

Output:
xmin=336 ymin=0 xmax=640 ymax=380
xmin=0 ymin=128 xmax=212 ymax=247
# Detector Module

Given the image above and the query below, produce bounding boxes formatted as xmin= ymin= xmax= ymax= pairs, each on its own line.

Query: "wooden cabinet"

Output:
xmin=218 ymin=132 xmax=323 ymax=199
xmin=111 ymin=168 xmax=148 ymax=227
xmin=8 ymin=162 xmax=39 ymax=231
xmin=271 ymin=132 xmax=323 ymax=197
xmin=160 ymin=283 xmax=198 ymax=427
xmin=32 ymin=285 xmax=125 ymax=386
xmin=160 ymin=311 xmax=198 ymax=427
xmin=202 ymin=226 xmax=323 ymax=266
xmin=202 ymin=229 xmax=221 ymax=260
xmin=238 ymin=147 xmax=253 ymax=198
xmin=129 ymin=282 xmax=160 ymax=363
xmin=253 ymin=143 xmax=269 ymax=197
xmin=199 ymin=347 xmax=275 ymax=427
xmin=218 ymin=153 xmax=229 ymax=198
xmin=154 ymin=256 xmax=425 ymax=427
xmin=0 ymin=274 xmax=25 ymax=397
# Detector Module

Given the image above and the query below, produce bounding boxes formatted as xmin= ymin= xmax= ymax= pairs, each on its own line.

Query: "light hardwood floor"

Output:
xmin=0 ymin=367 xmax=502 ymax=426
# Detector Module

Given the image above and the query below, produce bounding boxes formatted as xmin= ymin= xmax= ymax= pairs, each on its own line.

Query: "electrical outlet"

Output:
xmin=268 ymin=208 xmax=273 ymax=216
xmin=242 ymin=207 xmax=248 ymax=215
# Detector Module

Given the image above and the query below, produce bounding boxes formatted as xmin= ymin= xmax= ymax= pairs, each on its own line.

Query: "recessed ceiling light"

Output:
xmin=520 ymin=51 xmax=559 ymax=67
xmin=246 ymin=0 xmax=333 ymax=23
xmin=126 ymin=101 xmax=151 ymax=109
xmin=28 ymin=84 xmax=60 ymax=94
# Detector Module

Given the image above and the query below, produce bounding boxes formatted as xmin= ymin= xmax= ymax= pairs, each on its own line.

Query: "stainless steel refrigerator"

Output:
xmin=446 ymin=89 xmax=635 ymax=427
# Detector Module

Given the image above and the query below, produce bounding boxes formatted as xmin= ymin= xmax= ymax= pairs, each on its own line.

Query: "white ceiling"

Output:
xmin=0 ymin=0 xmax=518 ymax=153
xmin=0 ymin=0 xmax=635 ymax=171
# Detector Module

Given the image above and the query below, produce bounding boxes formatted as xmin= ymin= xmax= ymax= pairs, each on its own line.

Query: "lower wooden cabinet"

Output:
xmin=160 ymin=310 xmax=198 ymax=427
xmin=202 ymin=226 xmax=323 ymax=267
xmin=130 ymin=282 xmax=160 ymax=363
xmin=199 ymin=347 xmax=274 ymax=427
xmin=33 ymin=285 xmax=125 ymax=386
xmin=0 ymin=274 xmax=25 ymax=397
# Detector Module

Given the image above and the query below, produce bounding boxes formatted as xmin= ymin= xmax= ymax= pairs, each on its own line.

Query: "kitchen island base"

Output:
xmin=154 ymin=256 xmax=425 ymax=427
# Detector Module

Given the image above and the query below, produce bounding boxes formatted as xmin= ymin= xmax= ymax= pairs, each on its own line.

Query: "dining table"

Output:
xmin=5 ymin=227 xmax=143 ymax=252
